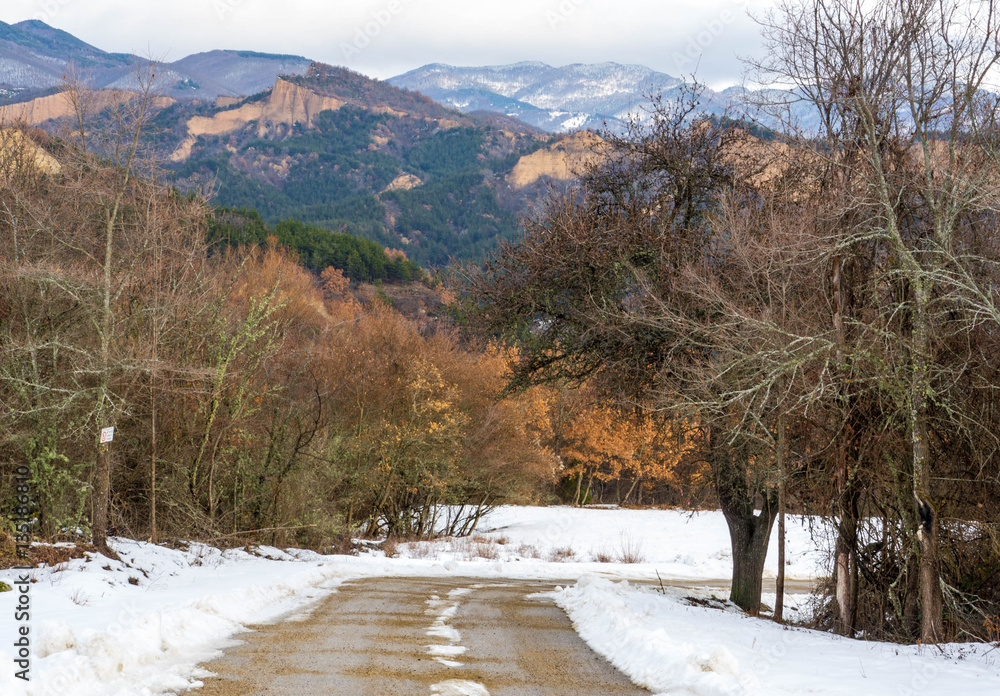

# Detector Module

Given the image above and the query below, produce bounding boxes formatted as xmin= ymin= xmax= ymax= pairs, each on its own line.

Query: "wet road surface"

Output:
xmin=187 ymin=576 xmax=652 ymax=696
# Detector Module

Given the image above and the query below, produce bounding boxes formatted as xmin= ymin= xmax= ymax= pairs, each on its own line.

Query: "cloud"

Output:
xmin=2 ymin=0 xmax=772 ymax=86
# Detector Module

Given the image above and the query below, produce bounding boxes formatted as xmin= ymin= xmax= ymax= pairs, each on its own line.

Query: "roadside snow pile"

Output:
xmin=552 ymin=576 xmax=1000 ymax=696
xmin=0 ymin=540 xmax=351 ymax=696
xmin=394 ymin=506 xmax=826 ymax=582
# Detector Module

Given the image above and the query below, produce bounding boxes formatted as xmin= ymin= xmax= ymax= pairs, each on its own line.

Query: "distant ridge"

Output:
xmin=0 ymin=19 xmax=311 ymax=101
xmin=389 ymin=61 xmax=731 ymax=133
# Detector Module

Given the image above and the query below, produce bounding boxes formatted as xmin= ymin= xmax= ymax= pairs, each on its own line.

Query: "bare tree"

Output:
xmin=752 ymin=0 xmax=1000 ymax=642
xmin=464 ymin=86 xmax=801 ymax=614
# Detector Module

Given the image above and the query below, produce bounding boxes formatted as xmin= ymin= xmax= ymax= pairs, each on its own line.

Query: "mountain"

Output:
xmin=0 ymin=22 xmax=635 ymax=266
xmin=160 ymin=63 xmax=559 ymax=266
xmin=0 ymin=19 xmax=311 ymax=101
xmin=0 ymin=17 xmax=575 ymax=266
xmin=389 ymin=61 xmax=734 ymax=133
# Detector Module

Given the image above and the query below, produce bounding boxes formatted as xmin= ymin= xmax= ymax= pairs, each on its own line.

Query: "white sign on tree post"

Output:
xmin=100 ymin=427 xmax=115 ymax=444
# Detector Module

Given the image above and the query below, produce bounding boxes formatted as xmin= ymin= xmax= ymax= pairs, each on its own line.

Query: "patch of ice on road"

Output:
xmin=428 ymin=644 xmax=467 ymax=657
xmin=431 ymin=679 xmax=490 ymax=696
xmin=424 ymin=586 xmax=476 ymax=666
xmin=427 ymin=623 xmax=462 ymax=644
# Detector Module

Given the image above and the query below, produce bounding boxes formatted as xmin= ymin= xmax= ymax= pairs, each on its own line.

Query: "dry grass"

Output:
xmin=548 ymin=546 xmax=576 ymax=562
xmin=476 ymin=542 xmax=501 ymax=560
xmin=593 ymin=548 xmax=614 ymax=563
xmin=516 ymin=543 xmax=541 ymax=559
xmin=614 ymin=531 xmax=645 ymax=564
xmin=326 ymin=535 xmax=359 ymax=556
xmin=0 ymin=541 xmax=95 ymax=570
xmin=406 ymin=541 xmax=438 ymax=559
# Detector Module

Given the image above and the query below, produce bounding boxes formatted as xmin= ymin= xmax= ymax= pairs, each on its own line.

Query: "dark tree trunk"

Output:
xmin=723 ymin=502 xmax=779 ymax=614
xmin=712 ymin=434 xmax=780 ymax=615
xmin=916 ymin=495 xmax=943 ymax=642
xmin=93 ymin=443 xmax=119 ymax=560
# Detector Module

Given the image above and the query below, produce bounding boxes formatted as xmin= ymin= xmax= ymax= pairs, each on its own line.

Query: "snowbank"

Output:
xmin=0 ymin=540 xmax=354 ymax=696
xmin=552 ymin=576 xmax=1000 ymax=696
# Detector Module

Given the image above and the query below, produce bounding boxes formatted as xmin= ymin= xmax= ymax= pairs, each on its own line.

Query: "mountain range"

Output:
xmin=0 ymin=19 xmax=312 ymax=102
xmin=388 ymin=61 xmax=736 ymax=133
xmin=0 ymin=19 xmax=741 ymax=134
xmin=0 ymin=20 xmax=778 ymax=266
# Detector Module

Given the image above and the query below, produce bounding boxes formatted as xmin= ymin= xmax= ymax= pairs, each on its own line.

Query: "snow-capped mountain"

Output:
xmin=0 ymin=19 xmax=311 ymax=102
xmin=389 ymin=61 xmax=733 ymax=133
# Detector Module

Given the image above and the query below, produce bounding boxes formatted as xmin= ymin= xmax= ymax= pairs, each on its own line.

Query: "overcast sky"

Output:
xmin=3 ymin=0 xmax=774 ymax=88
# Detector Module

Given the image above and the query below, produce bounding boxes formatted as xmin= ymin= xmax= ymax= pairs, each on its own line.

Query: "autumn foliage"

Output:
xmin=0 ymin=129 xmax=557 ymax=549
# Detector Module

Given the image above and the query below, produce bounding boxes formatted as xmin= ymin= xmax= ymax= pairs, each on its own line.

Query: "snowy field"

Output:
xmin=389 ymin=505 xmax=825 ymax=582
xmin=0 ymin=505 xmax=996 ymax=696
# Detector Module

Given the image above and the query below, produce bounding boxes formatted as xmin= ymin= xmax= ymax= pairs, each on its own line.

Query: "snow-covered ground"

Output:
xmin=554 ymin=577 xmax=1000 ymax=696
xmin=390 ymin=505 xmax=826 ymax=582
xmin=0 ymin=505 xmax=995 ymax=696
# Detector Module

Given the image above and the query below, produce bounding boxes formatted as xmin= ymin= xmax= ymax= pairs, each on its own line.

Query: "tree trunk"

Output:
xmin=711 ymin=427 xmax=780 ymax=615
xmin=831 ymin=253 xmax=858 ymax=636
xmin=724 ymin=506 xmax=778 ymax=615
xmin=150 ymin=378 xmax=157 ymax=544
xmin=94 ymin=195 xmax=122 ymax=559
xmin=904 ymin=547 xmax=921 ymax=636
xmin=94 ymin=444 xmax=113 ymax=556
xmin=833 ymin=484 xmax=859 ymax=636
xmin=150 ymin=232 xmax=159 ymax=545
xmin=916 ymin=494 xmax=943 ymax=642
xmin=623 ymin=476 xmax=641 ymax=506
xmin=911 ymin=280 xmax=943 ymax=643
xmin=775 ymin=409 xmax=786 ymax=623
xmin=834 ymin=528 xmax=855 ymax=635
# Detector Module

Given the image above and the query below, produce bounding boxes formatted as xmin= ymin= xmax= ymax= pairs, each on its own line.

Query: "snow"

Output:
xmin=389 ymin=506 xmax=825 ymax=583
xmin=0 ymin=541 xmax=353 ymax=696
xmin=559 ymin=113 xmax=590 ymax=131
xmin=430 ymin=680 xmax=490 ymax=696
xmin=551 ymin=576 xmax=1000 ymax=696
xmin=0 ymin=505 xmax=994 ymax=696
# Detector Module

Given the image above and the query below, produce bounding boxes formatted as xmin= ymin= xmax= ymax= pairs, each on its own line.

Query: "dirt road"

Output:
xmin=188 ymin=576 xmax=651 ymax=696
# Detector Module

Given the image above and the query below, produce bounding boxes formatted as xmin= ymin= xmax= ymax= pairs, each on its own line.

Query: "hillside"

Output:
xmin=0 ymin=57 xmax=584 ymax=266
xmin=0 ymin=127 xmax=60 ymax=176
xmin=165 ymin=63 xmax=562 ymax=266
xmin=0 ymin=22 xmax=634 ymax=265
xmin=507 ymin=130 xmax=605 ymax=188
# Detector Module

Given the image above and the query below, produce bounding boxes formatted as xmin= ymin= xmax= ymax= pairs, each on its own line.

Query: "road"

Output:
xmin=188 ymin=576 xmax=651 ymax=696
